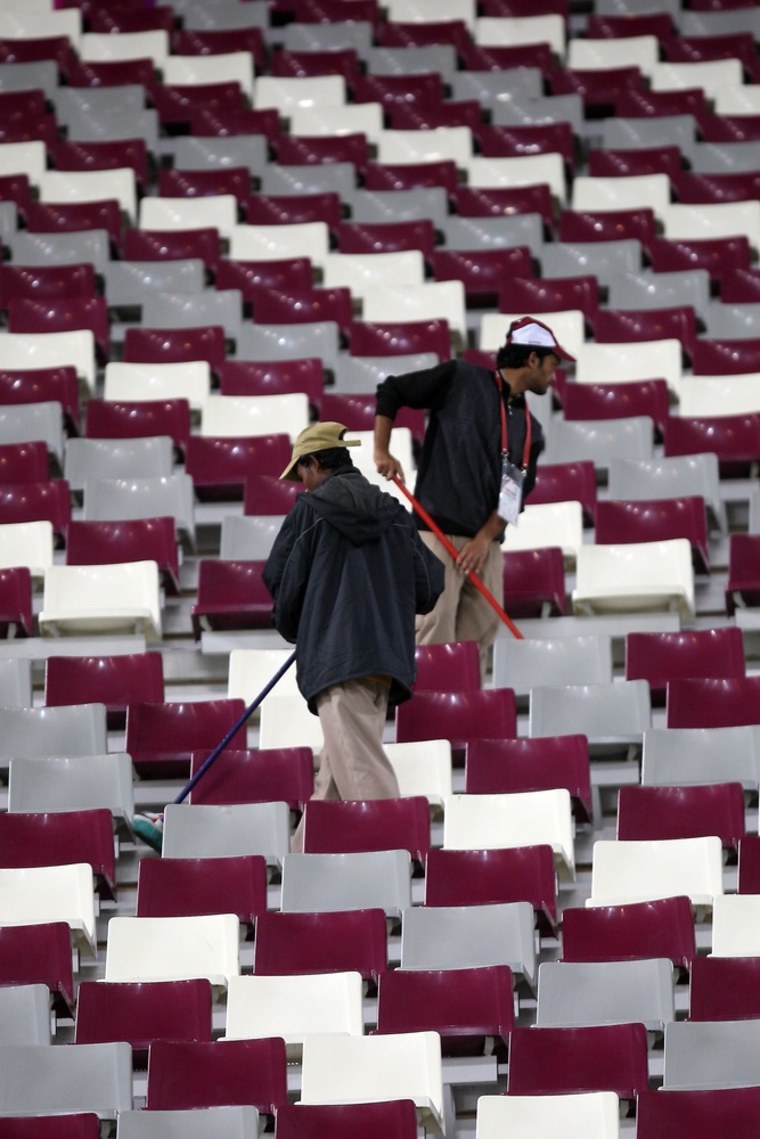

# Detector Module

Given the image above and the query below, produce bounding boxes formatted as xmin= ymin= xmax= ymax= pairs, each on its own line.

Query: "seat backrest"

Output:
xmin=464 ymin=734 xmax=593 ymax=824
xmin=104 ymin=914 xmax=240 ymax=987
xmin=280 ymin=850 xmax=412 ymax=917
xmin=625 ymin=627 xmax=745 ymax=704
xmin=641 ymin=726 xmax=759 ymax=791
xmin=617 ymin=782 xmax=746 ymax=850
xmin=64 ymin=436 xmax=174 ymax=492
xmin=301 ymin=797 xmax=431 ymax=862
xmin=0 ymin=1041 xmax=133 ymax=1118
xmin=145 ymin=1037 xmax=288 ymax=1115
xmin=663 ymin=1019 xmax=760 ymax=1090
xmin=7 ymin=753 xmax=135 ymax=827
xmin=45 ymin=652 xmax=165 ymax=723
xmin=689 ymin=955 xmax=760 ymax=1022
xmin=39 ymin=561 xmax=162 ymax=642
xmin=492 ymin=635 xmax=612 ymax=699
xmin=536 ymin=958 xmax=675 ymax=1031
xmin=136 ymin=855 xmax=268 ymax=926
xmin=0 ymin=863 xmax=97 ymax=957
xmin=0 ymin=808 xmax=116 ymax=898
xmin=274 ymin=1100 xmax=420 ymax=1139
xmin=395 ymin=689 xmax=517 ymax=751
xmin=0 ymin=983 xmax=52 ymax=1045
xmin=115 ymin=1106 xmax=260 ymax=1139
xmin=666 ymin=677 xmax=760 ymax=729
xmin=383 ymin=740 xmax=453 ymax=805
xmin=161 ymin=802 xmax=291 ymax=866
xmin=506 ymin=1023 xmax=650 ymax=1100
xmin=571 ymin=539 xmax=695 ymax=621
xmin=502 ymin=500 xmax=584 ymax=564
xmin=636 ymin=1086 xmax=760 ymax=1139
xmin=252 ymin=909 xmax=387 ymax=981
xmin=475 ymin=1091 xmax=621 ymax=1139
xmin=224 ymin=971 xmax=364 ymax=1045
xmin=561 ymin=895 xmax=697 ymax=970
xmin=529 ymin=680 xmax=651 ymax=744
xmin=74 ymin=977 xmax=214 ymax=1052
xmin=443 ymin=789 xmax=575 ymax=879
xmin=0 ymin=703 xmax=108 ymax=765
xmin=711 ymin=894 xmax=760 ymax=957
xmin=589 ymin=836 xmax=724 ymax=908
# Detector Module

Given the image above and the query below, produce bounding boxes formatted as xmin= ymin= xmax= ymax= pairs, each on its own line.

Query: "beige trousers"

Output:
xmin=415 ymin=531 xmax=504 ymax=678
xmin=291 ymin=677 xmax=400 ymax=852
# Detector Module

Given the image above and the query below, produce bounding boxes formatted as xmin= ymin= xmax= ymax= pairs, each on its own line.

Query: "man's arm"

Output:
xmin=456 ymin=509 xmax=505 ymax=576
xmin=373 ymin=413 xmax=405 ymax=481
xmin=374 ymin=360 xmax=457 ymax=482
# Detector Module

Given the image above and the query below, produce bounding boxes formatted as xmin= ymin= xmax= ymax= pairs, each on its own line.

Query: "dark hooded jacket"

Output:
xmin=262 ymin=465 xmax=444 ymax=713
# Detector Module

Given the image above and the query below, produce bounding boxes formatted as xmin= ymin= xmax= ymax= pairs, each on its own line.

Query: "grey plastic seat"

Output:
xmin=0 ymin=1041 xmax=132 ymax=1118
xmin=236 ymin=321 xmax=340 ymax=375
xmin=679 ymin=7 xmax=760 ymax=37
xmin=6 ymin=229 xmax=111 ymax=275
xmin=607 ymin=269 xmax=711 ymax=320
xmin=67 ymin=109 xmax=160 ymax=150
xmin=171 ymin=135 xmax=268 ymax=176
xmin=663 ymin=1020 xmax=760 ymax=1090
xmin=492 ymin=635 xmax=613 ymax=701
xmin=0 ymin=60 xmax=59 ymax=98
xmin=536 ymin=959 xmax=675 ymax=1031
xmin=282 ymin=21 xmax=373 ymax=55
xmin=178 ymin=0 xmax=269 ymax=29
xmin=104 ymin=261 xmax=206 ymax=309
xmin=65 ymin=437 xmax=175 ymax=495
xmin=401 ymin=901 xmax=537 ymax=989
xmin=333 ymin=353 xmax=438 ymax=393
xmin=220 ymin=514 xmax=284 ymax=560
xmin=351 ymin=187 xmax=450 ymax=230
xmin=600 ymin=115 xmax=698 ymax=155
xmin=442 ymin=213 xmax=545 ymax=255
xmin=0 ymin=985 xmax=52 ymax=1045
xmin=704 ymin=301 xmax=760 ymax=341
xmin=541 ymin=417 xmax=654 ymax=470
xmin=641 ymin=726 xmax=760 ymax=790
xmin=117 ymin=1107 xmax=259 ymax=1139
xmin=53 ymin=86 xmax=147 ymax=122
xmin=83 ymin=473 xmax=196 ymax=551
xmin=0 ymin=703 xmax=108 ymax=775
xmin=0 ymin=201 xmax=16 ymax=242
xmin=8 ymin=753 xmax=136 ymax=830
xmin=281 ymin=850 xmax=413 ymax=918
xmin=0 ymin=658 xmax=32 ymax=708
xmin=492 ymin=93 xmax=585 ymax=138
xmin=162 ymin=802 xmax=290 ymax=867
xmin=607 ymin=453 xmax=726 ymax=533
xmin=595 ymin=0 xmax=681 ymax=15
xmin=690 ymin=141 xmax=760 ymax=174
xmin=529 ymin=680 xmax=652 ymax=757
xmin=540 ymin=240 xmax=643 ymax=288
xmin=138 ymin=290 xmax=242 ymax=342
xmin=259 ymin=162 xmax=357 ymax=204
xmin=451 ymin=69 xmax=544 ymax=110
xmin=366 ymin=44 xmax=458 ymax=80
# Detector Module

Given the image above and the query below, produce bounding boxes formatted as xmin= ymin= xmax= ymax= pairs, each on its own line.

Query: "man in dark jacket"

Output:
xmin=263 ymin=421 xmax=444 ymax=843
xmin=374 ymin=316 xmax=574 ymax=674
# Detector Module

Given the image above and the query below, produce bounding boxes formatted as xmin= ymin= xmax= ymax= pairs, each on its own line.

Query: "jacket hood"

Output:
xmin=301 ymin=466 xmax=401 ymax=546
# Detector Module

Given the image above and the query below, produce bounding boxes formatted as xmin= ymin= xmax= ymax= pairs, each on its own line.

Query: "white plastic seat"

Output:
xmin=662 ymin=202 xmax=760 ymax=259
xmin=536 ymin=958 xmax=675 ymax=1031
xmin=38 ymin=561 xmax=163 ymax=642
xmin=0 ymin=703 xmax=108 ymax=769
xmin=259 ymin=693 xmax=324 ymax=753
xmin=492 ymin=635 xmax=613 ymax=701
xmin=80 ymin=29 xmax=170 ymax=64
xmin=38 ymin=168 xmax=137 ymax=224
xmin=572 ymin=539 xmax=695 ymax=620
xmin=300 ymin=1031 xmax=445 ymax=1135
xmin=607 ymin=453 xmax=725 ymax=533
xmin=541 ymin=417 xmax=654 ymax=470
xmin=0 ymin=140 xmax=46 ymax=182
xmin=651 ymin=59 xmax=745 ymax=100
xmin=227 ymin=648 xmax=300 ymax=706
xmin=714 ymin=85 xmax=760 ymax=115
xmin=588 ymin=836 xmax=724 ymax=908
xmin=104 ymin=361 xmax=211 ymax=412
xmin=161 ymin=802 xmax=290 ymax=867
xmin=65 ymin=437 xmax=174 ymax=495
xmin=8 ymin=753 xmax=136 ymax=829
xmin=0 ymin=7 xmax=81 ymax=43
xmin=344 ymin=428 xmax=414 ymax=510
xmin=385 ymin=0 xmax=476 ymax=29
xmin=466 ymin=153 xmax=568 ymax=206
xmin=322 ymin=250 xmax=425 ymax=298
xmin=253 ymin=74 xmax=346 ymax=112
xmin=0 ymin=520 xmax=54 ymax=580
xmin=281 ymin=850 xmax=413 ymax=917
xmin=443 ymin=788 xmax=576 ymax=880
xmin=641 ymin=726 xmax=760 ymax=791
xmin=105 ymin=914 xmax=240 ymax=986
xmin=289 ymin=102 xmax=384 ymax=144
xmin=333 ymin=354 xmax=439 ymax=396
xmin=229 ymin=221 xmax=330 ymax=269
xmin=139 ymin=290 xmax=242 ymax=342
xmin=711 ymin=894 xmax=760 ymax=957
xmin=220 ymin=514 xmax=284 ymax=561
xmin=201 ymin=393 xmax=309 ymax=440
xmin=475 ymin=1092 xmax=621 ymax=1139
xmin=163 ymin=52 xmax=255 ymax=99
xmin=139 ymin=195 xmax=238 ymax=242
xmin=571 ymin=174 xmax=671 ymax=220
xmin=607 ymin=269 xmax=710 ymax=321
xmin=0 ymin=331 xmax=96 ymax=396
xmin=82 ymin=473 xmax=196 ymax=551
xmin=481 ymin=309 xmax=585 ymax=360
xmin=451 ymin=69 xmax=544 ymax=111
xmin=237 ymin=322 xmax=340 ymax=374
xmin=540 ymin=240 xmax=643 ymax=290
xmin=0 ymin=862 xmax=97 ymax=956
xmin=575 ymin=339 xmax=683 ymax=400
xmin=376 ymin=126 xmax=473 ymax=168
xmin=362 ymin=280 xmax=467 ymax=343
xmin=384 ymin=740 xmax=453 ymax=808
xmin=502 ymin=501 xmax=584 ymax=566
xmin=568 ymin=34 xmax=659 ymax=78
xmin=224 ymin=972 xmax=364 ymax=1045
xmin=0 ymin=658 xmax=31 ymax=708
xmin=474 ymin=14 xmax=566 ymax=56
xmin=678 ymin=374 xmax=760 ymax=418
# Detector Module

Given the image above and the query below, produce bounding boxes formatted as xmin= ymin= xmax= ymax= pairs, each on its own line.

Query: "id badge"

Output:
xmin=498 ymin=457 xmax=524 ymax=526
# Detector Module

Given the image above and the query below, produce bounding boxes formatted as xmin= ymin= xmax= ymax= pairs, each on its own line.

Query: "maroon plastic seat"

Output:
xmin=671 ymin=169 xmax=760 ymax=205
xmin=616 ymin=782 xmax=746 ymax=851
xmin=561 ymin=379 xmax=671 ymax=437
xmin=476 ymin=121 xmax=576 ymax=168
xmin=395 ymin=690 xmax=517 ymax=757
xmin=215 ymin=257 xmax=314 ymax=297
xmin=375 ymin=16 xmax=472 ymax=49
xmin=269 ymin=47 xmax=361 ymax=88
xmin=586 ymin=12 xmax=676 ymax=40
xmin=48 ymin=139 xmax=150 ymax=189
xmin=637 ymin=1086 xmax=760 ymax=1139
xmin=549 ymin=65 xmax=646 ymax=113
xmin=88 ymin=5 xmax=175 ymax=33
xmin=172 ymin=26 xmax=266 ymax=68
xmin=274 ymin=1101 xmax=419 ymax=1139
xmin=317 ymin=394 xmax=427 ymax=450
xmin=665 ymin=413 xmax=760 ymax=480
xmin=387 ymin=99 xmax=483 ymax=133
xmin=615 ymin=85 xmax=710 ymax=131
xmin=189 ymin=106 xmax=280 ymax=145
xmin=587 ymin=145 xmax=684 ymax=178
xmin=0 ymin=35 xmax=74 ymax=70
xmin=458 ymin=39 xmax=557 ymax=78
xmin=75 ymin=978 xmax=213 ymax=1062
xmin=335 ymin=219 xmax=437 ymax=258
xmin=45 ymin=651 xmax=165 ymax=728
xmin=595 ymin=496 xmax=710 ymax=574
xmin=271 ymin=0 xmax=378 ymax=20
xmin=362 ymin=160 xmax=459 ymax=194
xmin=738 ymin=835 xmax=760 ymax=894
xmin=689 ymin=955 xmax=760 ymax=1020
xmin=689 ymin=336 xmax=760 ymax=372
xmin=122 ymin=325 xmax=226 ymax=372
xmin=188 ymin=747 xmax=314 ymax=811
xmin=122 ymin=227 xmax=222 ymax=272
xmin=452 ymin=184 xmax=555 ymax=229
xmin=625 ymin=626 xmax=746 ymax=706
xmin=561 ymin=895 xmax=697 ymax=970
xmin=528 ymin=460 xmax=597 ymax=526
xmin=478 ymin=0 xmax=568 ymax=14
xmin=126 ymin=698 xmax=248 ymax=778
xmin=191 ymin=560 xmax=275 ymax=638
xmin=158 ymin=166 xmax=251 ymax=211
xmin=253 ymin=909 xmax=387 ymax=980
xmin=245 ymin=192 xmax=343 ymax=229
xmin=0 ymin=367 xmax=80 ymax=432
xmin=84 ymin=398 xmax=191 ymax=455
xmin=65 ymin=57 xmax=159 ymax=95
xmin=0 ymin=172 xmax=33 ymax=212
xmin=506 ymin=1022 xmax=650 ymax=1101
xmin=503 ymin=546 xmax=567 ymax=619
xmin=666 ymin=676 xmax=760 ymax=729
xmin=431 ymin=247 xmax=535 ymax=305
xmin=591 ymin=305 xmax=698 ymax=357
xmin=136 ymin=855 xmax=268 ymax=926
xmin=346 ymin=318 xmax=450 ymax=360
xmin=0 ymin=264 xmax=96 ymax=305
xmin=0 ymin=440 xmax=49 ymax=484
xmin=186 ymin=433 xmax=294 ymax=501
xmin=726 ymin=534 xmax=760 ymax=615
xmin=0 ymin=1115 xmax=101 ymax=1139
xmin=354 ymin=70 xmax=445 ymax=108
xmin=66 ymin=517 xmax=181 ymax=595
xmin=465 ymin=734 xmax=593 ymax=824
xmin=7 ymin=296 xmax=111 ymax=361
xmin=0 ymin=479 xmax=70 ymax=542
xmin=152 ymin=81 xmax=246 ymax=127
xmin=413 ymin=641 xmax=481 ymax=693
xmin=243 ymin=474 xmax=301 ymax=516
xmin=146 ymin=1037 xmax=288 ymax=1115
xmin=0 ymin=808 xmax=116 ymax=898
xmin=499 ymin=274 xmax=599 ymax=319
xmin=376 ymin=965 xmax=514 ymax=1056
xmin=273 ymin=133 xmax=370 ymax=172
xmin=0 ymin=921 xmax=75 ymax=1016
xmin=250 ymin=286 xmax=353 ymax=336
xmin=0 ymin=566 xmax=33 ymax=638
xmin=425 ymin=844 xmax=559 ymax=936
xmin=649 ymin=235 xmax=752 ymax=287
xmin=23 ymin=200 xmax=123 ymax=250
xmin=301 ymin=797 xmax=431 ymax=863
xmin=557 ymin=207 xmax=657 ymax=250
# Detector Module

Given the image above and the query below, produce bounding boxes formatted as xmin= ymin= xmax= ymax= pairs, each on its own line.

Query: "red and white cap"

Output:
xmin=505 ymin=316 xmax=576 ymax=362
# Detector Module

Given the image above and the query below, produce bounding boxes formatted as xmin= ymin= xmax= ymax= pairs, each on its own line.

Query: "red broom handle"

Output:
xmin=391 ymin=476 xmax=523 ymax=641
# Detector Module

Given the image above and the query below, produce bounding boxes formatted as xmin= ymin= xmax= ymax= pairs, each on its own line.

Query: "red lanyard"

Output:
xmin=494 ymin=371 xmax=532 ymax=471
